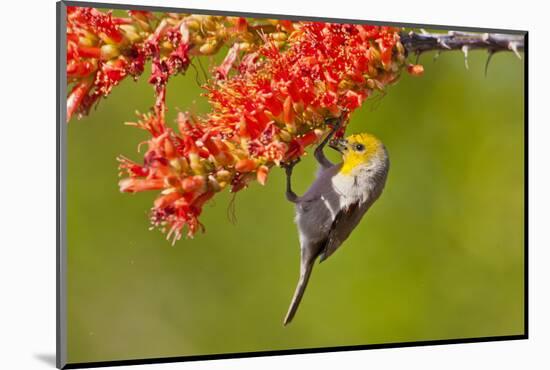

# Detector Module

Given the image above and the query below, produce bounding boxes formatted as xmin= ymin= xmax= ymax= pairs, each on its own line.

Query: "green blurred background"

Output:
xmin=66 ymin=21 xmax=525 ymax=363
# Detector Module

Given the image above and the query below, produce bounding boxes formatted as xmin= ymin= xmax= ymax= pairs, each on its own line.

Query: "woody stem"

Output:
xmin=400 ymin=31 xmax=525 ymax=57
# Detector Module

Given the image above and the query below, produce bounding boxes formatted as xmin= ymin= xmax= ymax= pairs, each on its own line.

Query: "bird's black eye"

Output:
xmin=354 ymin=143 xmax=365 ymax=152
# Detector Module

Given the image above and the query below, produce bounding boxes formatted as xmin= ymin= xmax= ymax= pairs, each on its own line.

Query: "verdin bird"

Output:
xmin=282 ymin=118 xmax=390 ymax=325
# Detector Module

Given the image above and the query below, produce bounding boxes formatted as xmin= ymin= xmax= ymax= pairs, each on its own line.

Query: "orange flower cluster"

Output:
xmin=66 ymin=6 xmax=291 ymax=121
xmin=119 ymin=21 xmax=408 ymax=243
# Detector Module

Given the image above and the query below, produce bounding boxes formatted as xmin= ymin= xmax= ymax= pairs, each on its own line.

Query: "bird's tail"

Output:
xmin=283 ymin=258 xmax=314 ymax=326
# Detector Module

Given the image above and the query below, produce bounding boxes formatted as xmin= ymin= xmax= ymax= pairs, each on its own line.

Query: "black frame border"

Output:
xmin=57 ymin=1 xmax=529 ymax=369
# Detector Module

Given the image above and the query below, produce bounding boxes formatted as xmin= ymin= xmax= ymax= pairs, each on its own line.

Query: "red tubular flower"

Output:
xmin=119 ymin=21 xmax=407 ymax=243
xmin=67 ymin=79 xmax=93 ymax=121
xmin=66 ymin=8 xmax=293 ymax=122
xmin=66 ymin=7 xmax=193 ymax=120
xmin=407 ymin=63 xmax=424 ymax=76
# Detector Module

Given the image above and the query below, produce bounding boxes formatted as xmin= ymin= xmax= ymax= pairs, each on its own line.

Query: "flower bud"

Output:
xmin=208 ymin=175 xmax=222 ymax=192
xmin=274 ymin=41 xmax=286 ymax=49
xmin=181 ymin=175 xmax=206 ymax=193
xmin=189 ymin=152 xmax=204 ymax=174
xmin=235 ymin=158 xmax=257 ymax=173
xmin=201 ymin=159 xmax=215 ymax=173
xmin=202 ymin=16 xmax=217 ymax=31
xmin=407 ymin=64 xmax=424 ymax=76
xmin=367 ymin=64 xmax=378 ymax=77
xmin=119 ymin=25 xmax=140 ymax=43
xmin=239 ymin=42 xmax=251 ymax=52
xmin=163 ymin=138 xmax=177 ymax=159
xmin=366 ymin=79 xmax=376 ymax=89
xmin=199 ymin=40 xmax=219 ymax=55
xmin=279 ymin=130 xmax=292 ymax=142
xmin=192 ymin=34 xmax=204 ymax=45
xmin=256 ymin=165 xmax=269 ymax=185
xmin=135 ymin=19 xmax=151 ymax=32
xmin=338 ymin=79 xmax=354 ymax=90
xmin=369 ymin=47 xmax=380 ymax=61
xmin=283 ymin=96 xmax=295 ymax=126
xmin=216 ymin=169 xmax=232 ymax=182
xmin=161 ymin=40 xmax=173 ymax=51
xmin=78 ymin=36 xmax=94 ymax=47
xmin=396 ymin=41 xmax=405 ymax=55
xmin=100 ymin=44 xmax=120 ymax=60
xmin=164 ymin=175 xmax=180 ymax=188
xmin=169 ymin=158 xmax=182 ymax=173
xmin=186 ymin=19 xmax=200 ymax=31
xmin=271 ymin=32 xmax=288 ymax=42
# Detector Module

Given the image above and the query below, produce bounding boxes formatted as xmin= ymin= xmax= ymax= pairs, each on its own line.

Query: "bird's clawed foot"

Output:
xmin=324 ymin=113 xmax=348 ymax=149
xmin=281 ymin=157 xmax=301 ymax=176
xmin=325 ymin=116 xmax=343 ymax=133
xmin=325 ymin=109 xmax=347 ymax=134
xmin=282 ymin=157 xmax=301 ymax=203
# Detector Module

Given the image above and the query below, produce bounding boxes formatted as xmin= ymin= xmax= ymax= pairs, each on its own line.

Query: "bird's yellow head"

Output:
xmin=329 ymin=133 xmax=385 ymax=175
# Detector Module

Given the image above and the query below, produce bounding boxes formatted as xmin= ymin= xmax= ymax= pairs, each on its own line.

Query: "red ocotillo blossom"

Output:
xmin=119 ymin=22 xmax=411 ymax=243
xmin=66 ymin=7 xmax=292 ymax=121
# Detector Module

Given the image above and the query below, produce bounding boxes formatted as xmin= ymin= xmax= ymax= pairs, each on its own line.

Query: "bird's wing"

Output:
xmin=318 ymin=201 xmax=363 ymax=262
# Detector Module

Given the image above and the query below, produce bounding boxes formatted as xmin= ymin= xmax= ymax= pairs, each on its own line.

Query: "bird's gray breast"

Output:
xmin=294 ymin=156 xmax=388 ymax=257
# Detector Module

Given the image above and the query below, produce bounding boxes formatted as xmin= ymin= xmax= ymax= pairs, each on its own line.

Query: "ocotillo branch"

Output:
xmin=400 ymin=30 xmax=525 ymax=71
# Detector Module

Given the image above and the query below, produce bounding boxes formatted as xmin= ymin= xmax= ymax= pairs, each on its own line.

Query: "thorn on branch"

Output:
xmin=462 ymin=45 xmax=470 ymax=70
xmin=508 ymin=41 xmax=522 ymax=59
xmin=484 ymin=50 xmax=496 ymax=77
xmin=439 ymin=38 xmax=452 ymax=49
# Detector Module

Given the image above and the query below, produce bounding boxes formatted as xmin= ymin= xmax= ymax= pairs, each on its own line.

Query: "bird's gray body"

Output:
xmin=295 ymin=152 xmax=389 ymax=262
xmin=283 ymin=133 xmax=389 ymax=325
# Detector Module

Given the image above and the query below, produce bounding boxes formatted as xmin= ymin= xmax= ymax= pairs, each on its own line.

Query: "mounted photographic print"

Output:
xmin=56 ymin=1 xmax=527 ymax=368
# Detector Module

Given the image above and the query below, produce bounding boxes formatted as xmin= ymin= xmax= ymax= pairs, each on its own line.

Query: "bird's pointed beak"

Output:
xmin=329 ymin=138 xmax=347 ymax=154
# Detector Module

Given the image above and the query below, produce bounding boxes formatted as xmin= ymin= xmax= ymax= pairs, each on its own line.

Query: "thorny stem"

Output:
xmin=400 ymin=30 xmax=525 ymax=72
